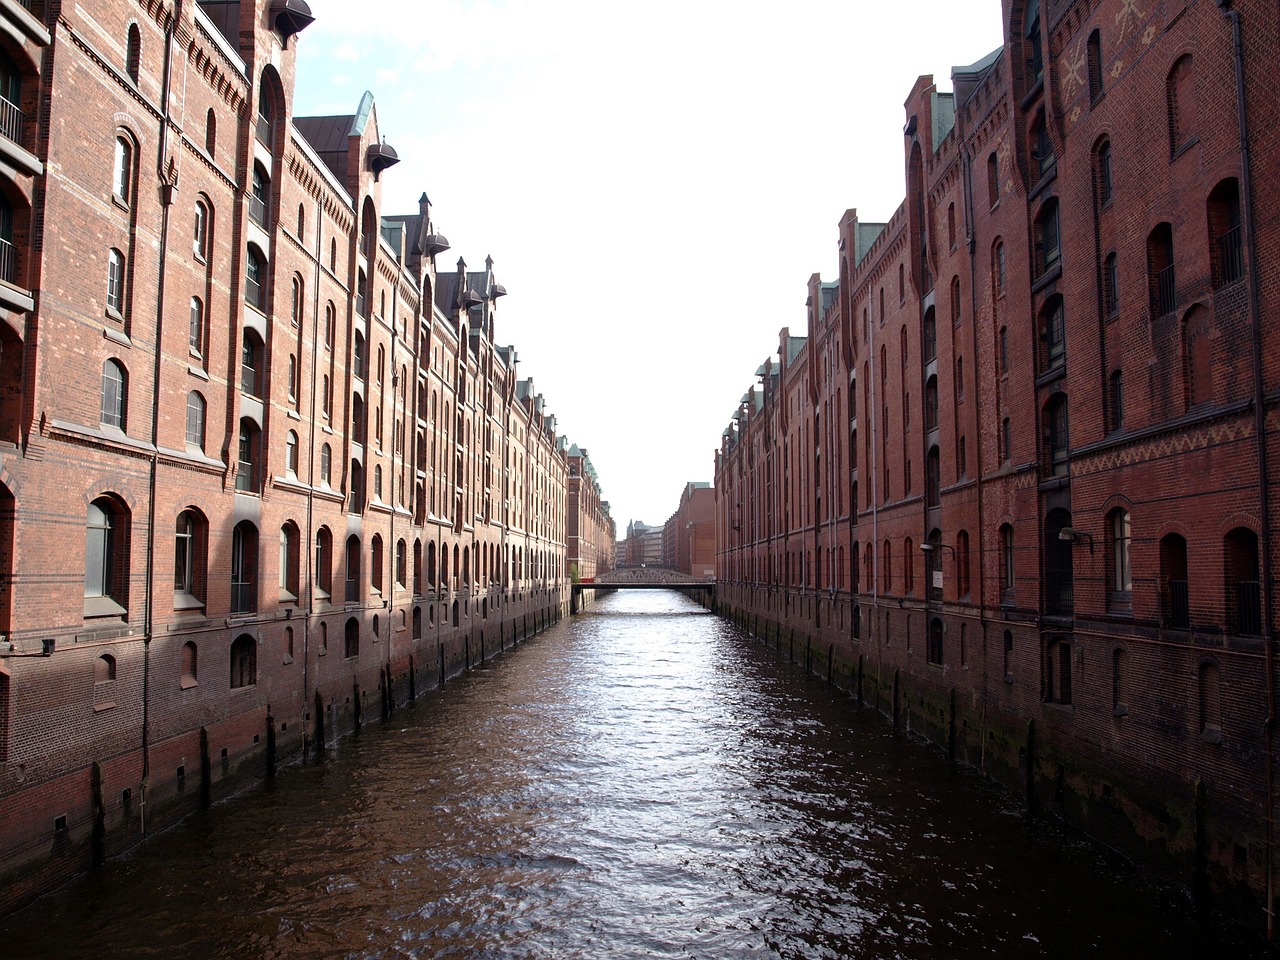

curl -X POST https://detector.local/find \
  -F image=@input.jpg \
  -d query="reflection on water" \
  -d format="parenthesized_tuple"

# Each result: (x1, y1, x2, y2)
(2, 591, 1267, 959)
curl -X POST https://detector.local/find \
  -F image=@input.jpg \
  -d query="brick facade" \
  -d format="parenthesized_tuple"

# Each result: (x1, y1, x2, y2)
(0, 0, 583, 913)
(716, 0, 1280, 930)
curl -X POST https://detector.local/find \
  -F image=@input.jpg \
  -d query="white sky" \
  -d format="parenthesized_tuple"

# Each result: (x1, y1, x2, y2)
(290, 0, 1005, 532)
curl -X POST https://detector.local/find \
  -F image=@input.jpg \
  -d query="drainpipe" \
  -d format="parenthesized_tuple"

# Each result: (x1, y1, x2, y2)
(960, 132, 991, 768)
(387, 251, 399, 692)
(868, 280, 879, 650)
(1218, 0, 1275, 938)
(302, 194, 323, 759)
(140, 5, 182, 835)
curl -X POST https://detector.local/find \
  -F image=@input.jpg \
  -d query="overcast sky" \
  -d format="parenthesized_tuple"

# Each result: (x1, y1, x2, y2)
(290, 0, 1005, 532)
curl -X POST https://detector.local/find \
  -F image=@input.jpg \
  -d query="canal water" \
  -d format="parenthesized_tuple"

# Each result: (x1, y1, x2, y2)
(2, 591, 1270, 959)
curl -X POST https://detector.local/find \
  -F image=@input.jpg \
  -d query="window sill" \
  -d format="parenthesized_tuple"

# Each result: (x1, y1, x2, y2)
(180, 676, 198, 690)
(111, 194, 130, 214)
(174, 592, 204, 611)
(84, 595, 127, 618)
(93, 701, 117, 713)
(104, 325, 131, 347)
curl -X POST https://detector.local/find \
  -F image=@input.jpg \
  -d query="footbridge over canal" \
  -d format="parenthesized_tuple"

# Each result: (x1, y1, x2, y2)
(570, 569, 715, 613)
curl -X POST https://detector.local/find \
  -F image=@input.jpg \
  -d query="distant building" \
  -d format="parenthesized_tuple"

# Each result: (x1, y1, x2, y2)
(622, 520, 663, 568)
(564, 442, 615, 580)
(664, 483, 715, 578)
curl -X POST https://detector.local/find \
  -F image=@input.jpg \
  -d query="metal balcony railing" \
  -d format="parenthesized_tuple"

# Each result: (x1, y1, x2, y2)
(248, 193, 268, 228)
(0, 236, 15, 284)
(1235, 580, 1262, 636)
(1217, 226, 1243, 287)
(0, 96, 23, 145)
(1152, 264, 1176, 317)
(1164, 580, 1190, 630)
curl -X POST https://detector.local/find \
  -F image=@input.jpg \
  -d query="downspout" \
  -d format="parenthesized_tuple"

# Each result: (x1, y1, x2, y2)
(302, 193, 323, 759)
(961, 132, 991, 771)
(868, 280, 879, 650)
(387, 256, 398, 692)
(1219, 0, 1275, 938)
(140, 6, 182, 835)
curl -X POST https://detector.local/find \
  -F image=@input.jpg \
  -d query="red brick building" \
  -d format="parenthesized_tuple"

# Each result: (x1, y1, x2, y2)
(663, 482, 715, 578)
(565, 442, 615, 580)
(0, 0, 583, 913)
(717, 0, 1280, 928)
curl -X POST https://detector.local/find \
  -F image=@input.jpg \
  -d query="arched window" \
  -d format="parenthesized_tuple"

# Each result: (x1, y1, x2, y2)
(287, 354, 298, 403)
(250, 163, 270, 228)
(256, 74, 275, 147)
(396, 539, 407, 588)
(345, 617, 360, 658)
(279, 521, 300, 599)
(315, 527, 332, 596)
(1044, 509, 1074, 617)
(922, 307, 936, 362)
(947, 203, 956, 251)
(325, 302, 336, 348)
(987, 152, 999, 207)
(1160, 533, 1190, 629)
(193, 200, 209, 260)
(1199, 661, 1221, 739)
(113, 136, 132, 205)
(1031, 110, 1053, 180)
(1095, 138, 1113, 207)
(189, 296, 204, 355)
(1167, 55, 1196, 157)
(371, 534, 384, 593)
(291, 275, 303, 327)
(928, 618, 944, 665)
(319, 442, 331, 485)
(174, 392, 205, 459)
(428, 540, 437, 588)
(351, 394, 364, 445)
(345, 535, 361, 602)
(238, 330, 264, 396)
(1207, 178, 1243, 288)
(204, 108, 216, 155)
(1108, 509, 1133, 601)
(296, 203, 305, 240)
(181, 641, 198, 687)
(1108, 369, 1124, 432)
(1034, 198, 1060, 276)
(125, 24, 141, 83)
(1087, 29, 1103, 103)
(1104, 252, 1118, 317)
(353, 331, 366, 380)
(85, 496, 128, 615)
(230, 634, 256, 688)
(903, 537, 914, 594)
(1040, 295, 1065, 371)
(1225, 527, 1261, 636)
(106, 248, 126, 315)
(284, 429, 298, 475)
(348, 460, 363, 513)
(1147, 222, 1175, 317)
(175, 509, 206, 606)
(322, 374, 332, 419)
(101, 360, 126, 429)
(245, 244, 266, 309)
(1043, 394, 1069, 477)
(236, 418, 261, 493)
(925, 375, 939, 431)
(230, 521, 258, 615)
(1000, 523, 1015, 600)
(926, 446, 941, 508)
(413, 539, 422, 594)
(956, 530, 971, 597)
(1045, 636, 1072, 703)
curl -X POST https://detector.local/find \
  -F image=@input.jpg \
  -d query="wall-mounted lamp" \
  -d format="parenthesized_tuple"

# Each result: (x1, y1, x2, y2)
(1058, 527, 1095, 553)
(919, 541, 956, 557)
